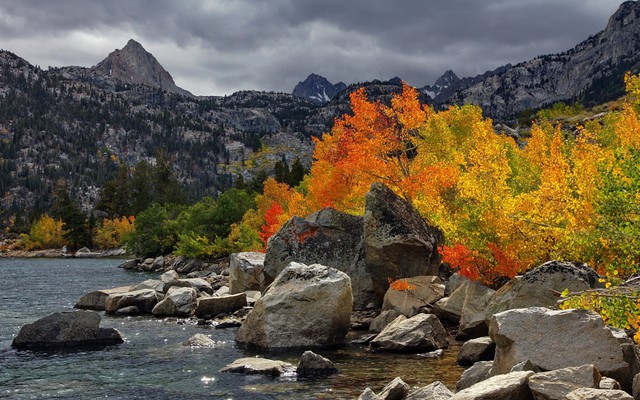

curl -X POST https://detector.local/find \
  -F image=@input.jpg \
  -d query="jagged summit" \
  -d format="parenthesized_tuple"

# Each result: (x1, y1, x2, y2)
(449, 0, 640, 120)
(292, 73, 346, 105)
(90, 39, 191, 96)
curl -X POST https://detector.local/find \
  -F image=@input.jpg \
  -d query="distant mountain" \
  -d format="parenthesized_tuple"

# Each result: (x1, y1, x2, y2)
(422, 66, 512, 104)
(447, 0, 640, 121)
(88, 39, 192, 96)
(292, 73, 346, 105)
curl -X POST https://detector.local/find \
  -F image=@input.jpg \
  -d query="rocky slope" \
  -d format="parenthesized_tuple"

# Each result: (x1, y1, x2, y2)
(448, 0, 640, 121)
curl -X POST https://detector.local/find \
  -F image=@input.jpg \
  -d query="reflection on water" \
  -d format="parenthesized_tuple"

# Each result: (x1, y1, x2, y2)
(0, 258, 464, 399)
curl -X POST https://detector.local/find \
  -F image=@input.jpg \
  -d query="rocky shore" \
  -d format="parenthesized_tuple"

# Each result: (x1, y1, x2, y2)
(15, 182, 640, 399)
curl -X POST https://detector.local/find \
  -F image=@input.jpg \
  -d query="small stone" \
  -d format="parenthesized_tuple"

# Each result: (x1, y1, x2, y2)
(297, 351, 339, 377)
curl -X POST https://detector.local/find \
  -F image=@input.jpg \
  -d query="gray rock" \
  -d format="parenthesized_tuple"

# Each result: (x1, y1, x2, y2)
(451, 370, 534, 400)
(600, 377, 622, 390)
(151, 287, 198, 317)
(219, 357, 295, 377)
(485, 261, 598, 317)
(378, 377, 410, 400)
(457, 336, 495, 366)
(382, 276, 445, 317)
(490, 307, 631, 389)
(528, 364, 602, 400)
(633, 372, 640, 399)
(119, 259, 140, 270)
(456, 361, 493, 391)
(160, 270, 179, 282)
(511, 360, 543, 373)
(566, 388, 633, 400)
(433, 276, 495, 330)
(363, 182, 443, 304)
(236, 262, 352, 350)
(406, 381, 453, 400)
(182, 333, 217, 347)
(165, 278, 213, 295)
(151, 256, 165, 271)
(229, 252, 265, 294)
(114, 306, 140, 315)
(11, 310, 123, 349)
(176, 258, 203, 273)
(132, 279, 167, 293)
(297, 351, 339, 377)
(370, 314, 447, 353)
(358, 388, 380, 400)
(105, 289, 161, 314)
(263, 207, 375, 310)
(75, 285, 133, 310)
(370, 309, 402, 333)
(195, 293, 247, 318)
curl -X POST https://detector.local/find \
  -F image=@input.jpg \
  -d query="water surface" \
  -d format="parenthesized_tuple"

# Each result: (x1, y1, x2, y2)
(0, 258, 463, 399)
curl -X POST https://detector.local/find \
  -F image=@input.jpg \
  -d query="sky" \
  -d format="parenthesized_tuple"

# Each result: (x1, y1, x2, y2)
(0, 0, 626, 96)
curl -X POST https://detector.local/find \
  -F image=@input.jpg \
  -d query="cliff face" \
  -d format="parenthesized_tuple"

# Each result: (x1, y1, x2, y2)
(450, 1, 640, 120)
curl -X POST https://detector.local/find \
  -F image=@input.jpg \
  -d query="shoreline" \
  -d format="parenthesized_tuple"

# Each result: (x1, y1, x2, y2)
(0, 248, 131, 259)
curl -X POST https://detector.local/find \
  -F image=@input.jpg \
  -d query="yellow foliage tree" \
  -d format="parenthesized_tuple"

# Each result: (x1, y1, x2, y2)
(20, 214, 65, 250)
(94, 216, 135, 249)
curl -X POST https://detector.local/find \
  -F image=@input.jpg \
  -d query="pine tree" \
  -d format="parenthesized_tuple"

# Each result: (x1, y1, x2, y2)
(51, 179, 90, 250)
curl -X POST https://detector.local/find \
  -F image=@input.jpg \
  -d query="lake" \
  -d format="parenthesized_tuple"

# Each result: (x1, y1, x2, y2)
(0, 258, 463, 399)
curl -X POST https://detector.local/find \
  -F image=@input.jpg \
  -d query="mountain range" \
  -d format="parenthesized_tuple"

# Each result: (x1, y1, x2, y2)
(1, 1, 639, 226)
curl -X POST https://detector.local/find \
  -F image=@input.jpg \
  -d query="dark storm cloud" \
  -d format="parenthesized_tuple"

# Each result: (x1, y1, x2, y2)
(0, 0, 624, 95)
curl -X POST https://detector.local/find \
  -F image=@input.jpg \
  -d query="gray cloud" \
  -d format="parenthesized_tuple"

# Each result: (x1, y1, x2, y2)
(0, 0, 624, 95)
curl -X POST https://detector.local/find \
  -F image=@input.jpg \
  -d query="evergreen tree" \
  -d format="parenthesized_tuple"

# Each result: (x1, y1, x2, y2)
(51, 179, 90, 250)
(131, 160, 154, 214)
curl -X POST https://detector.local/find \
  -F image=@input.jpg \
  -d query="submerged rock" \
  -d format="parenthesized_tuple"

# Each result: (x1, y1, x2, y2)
(297, 350, 339, 377)
(219, 357, 295, 377)
(12, 310, 123, 349)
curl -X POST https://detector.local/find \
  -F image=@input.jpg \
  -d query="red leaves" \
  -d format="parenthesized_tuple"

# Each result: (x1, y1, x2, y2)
(259, 201, 284, 248)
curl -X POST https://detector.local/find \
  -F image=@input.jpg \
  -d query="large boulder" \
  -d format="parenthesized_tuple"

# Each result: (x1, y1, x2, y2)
(489, 307, 631, 389)
(105, 289, 161, 314)
(12, 310, 123, 349)
(235, 262, 352, 350)
(195, 293, 247, 318)
(370, 314, 447, 352)
(132, 279, 167, 293)
(151, 287, 198, 317)
(370, 309, 403, 333)
(363, 182, 443, 303)
(75, 285, 133, 310)
(451, 370, 534, 400)
(165, 278, 213, 295)
(485, 261, 599, 317)
(381, 276, 445, 317)
(528, 364, 602, 400)
(263, 208, 375, 309)
(229, 252, 266, 294)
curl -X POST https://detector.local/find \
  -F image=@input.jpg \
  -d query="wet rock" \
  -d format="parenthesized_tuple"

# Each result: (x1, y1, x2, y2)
(236, 262, 352, 350)
(296, 351, 339, 377)
(12, 310, 123, 349)
(75, 285, 133, 310)
(370, 314, 447, 353)
(229, 252, 265, 294)
(377, 377, 410, 400)
(182, 333, 217, 347)
(219, 357, 295, 376)
(114, 306, 140, 315)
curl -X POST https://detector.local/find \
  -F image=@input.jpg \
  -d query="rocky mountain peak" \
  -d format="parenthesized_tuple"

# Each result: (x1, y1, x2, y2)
(90, 39, 191, 96)
(292, 73, 346, 105)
